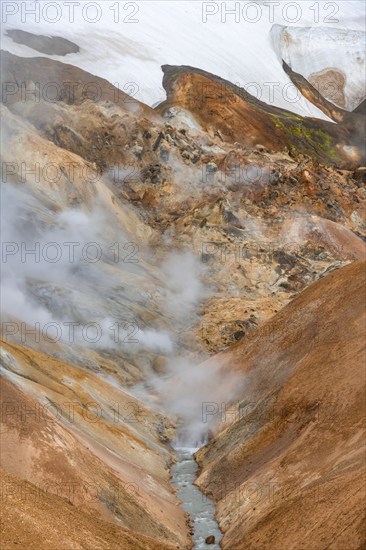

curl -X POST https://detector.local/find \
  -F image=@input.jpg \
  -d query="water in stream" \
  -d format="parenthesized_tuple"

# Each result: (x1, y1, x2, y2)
(171, 447, 223, 549)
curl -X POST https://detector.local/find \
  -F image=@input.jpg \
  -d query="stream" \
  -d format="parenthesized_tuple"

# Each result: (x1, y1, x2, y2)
(171, 446, 223, 549)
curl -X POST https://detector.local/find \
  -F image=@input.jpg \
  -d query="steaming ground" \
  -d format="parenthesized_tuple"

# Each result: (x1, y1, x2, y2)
(1, 14, 365, 547)
(1, 181, 242, 445)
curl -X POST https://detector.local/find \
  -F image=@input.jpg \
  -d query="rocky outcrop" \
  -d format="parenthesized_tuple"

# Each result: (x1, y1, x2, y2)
(157, 65, 365, 167)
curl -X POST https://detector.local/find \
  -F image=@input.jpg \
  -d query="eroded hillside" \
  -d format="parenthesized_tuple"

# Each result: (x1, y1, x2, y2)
(195, 261, 366, 550)
(1, 34, 365, 550)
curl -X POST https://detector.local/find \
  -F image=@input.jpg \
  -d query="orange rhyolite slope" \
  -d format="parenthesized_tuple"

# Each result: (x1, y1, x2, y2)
(196, 261, 366, 550)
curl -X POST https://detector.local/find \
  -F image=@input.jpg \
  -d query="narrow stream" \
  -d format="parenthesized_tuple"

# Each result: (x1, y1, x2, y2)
(171, 446, 223, 549)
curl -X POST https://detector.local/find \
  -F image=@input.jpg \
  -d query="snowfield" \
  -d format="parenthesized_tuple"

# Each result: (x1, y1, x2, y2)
(272, 24, 366, 111)
(1, 1, 365, 119)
